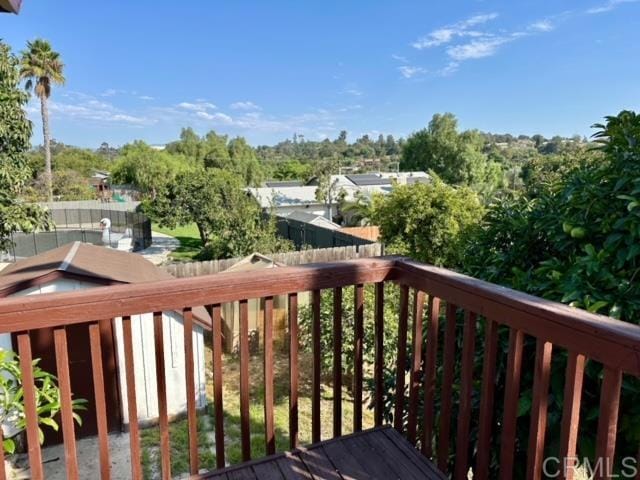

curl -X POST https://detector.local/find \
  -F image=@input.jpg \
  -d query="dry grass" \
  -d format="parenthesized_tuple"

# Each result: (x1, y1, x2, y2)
(211, 347, 376, 465)
(141, 345, 375, 478)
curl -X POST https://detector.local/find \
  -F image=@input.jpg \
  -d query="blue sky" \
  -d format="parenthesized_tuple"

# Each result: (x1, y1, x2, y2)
(2, 0, 639, 147)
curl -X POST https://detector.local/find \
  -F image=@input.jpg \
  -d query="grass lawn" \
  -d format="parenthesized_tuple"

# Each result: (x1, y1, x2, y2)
(151, 222, 203, 261)
(140, 347, 375, 479)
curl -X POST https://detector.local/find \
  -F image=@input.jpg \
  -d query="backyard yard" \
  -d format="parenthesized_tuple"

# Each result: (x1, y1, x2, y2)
(151, 223, 202, 261)
(140, 346, 374, 478)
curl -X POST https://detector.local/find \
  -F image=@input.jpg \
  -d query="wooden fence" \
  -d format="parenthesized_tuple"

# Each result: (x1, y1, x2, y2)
(162, 243, 383, 278)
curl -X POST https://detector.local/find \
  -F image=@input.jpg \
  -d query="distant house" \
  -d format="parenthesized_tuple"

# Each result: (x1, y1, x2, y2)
(90, 170, 112, 202)
(247, 185, 329, 218)
(249, 171, 430, 221)
(0, 242, 209, 443)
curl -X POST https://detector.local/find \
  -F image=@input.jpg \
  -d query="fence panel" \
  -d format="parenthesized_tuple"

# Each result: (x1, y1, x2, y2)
(163, 243, 383, 277)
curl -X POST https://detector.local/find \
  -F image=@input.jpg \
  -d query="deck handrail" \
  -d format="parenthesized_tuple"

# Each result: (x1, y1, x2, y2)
(0, 256, 637, 480)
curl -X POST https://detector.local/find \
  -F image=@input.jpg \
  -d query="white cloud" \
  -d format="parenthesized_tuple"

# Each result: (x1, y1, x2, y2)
(343, 88, 363, 96)
(230, 101, 261, 111)
(177, 101, 217, 112)
(437, 62, 460, 76)
(412, 13, 498, 49)
(398, 66, 428, 78)
(44, 97, 152, 126)
(196, 111, 233, 124)
(100, 88, 118, 97)
(446, 37, 512, 61)
(391, 54, 408, 63)
(139, 95, 154, 101)
(586, 0, 640, 13)
(530, 20, 554, 32)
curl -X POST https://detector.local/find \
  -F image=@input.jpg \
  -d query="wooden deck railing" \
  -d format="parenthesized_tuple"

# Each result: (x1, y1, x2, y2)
(0, 257, 638, 479)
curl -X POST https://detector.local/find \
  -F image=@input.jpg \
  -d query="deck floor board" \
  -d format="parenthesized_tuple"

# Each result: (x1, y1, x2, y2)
(202, 427, 443, 480)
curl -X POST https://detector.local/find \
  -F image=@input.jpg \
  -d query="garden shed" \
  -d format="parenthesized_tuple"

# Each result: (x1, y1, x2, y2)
(0, 242, 209, 443)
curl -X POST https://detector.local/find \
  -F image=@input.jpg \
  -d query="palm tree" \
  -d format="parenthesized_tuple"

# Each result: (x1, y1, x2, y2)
(20, 39, 65, 202)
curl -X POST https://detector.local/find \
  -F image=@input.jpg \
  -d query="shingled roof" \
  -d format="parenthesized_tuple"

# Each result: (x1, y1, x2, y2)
(0, 242, 211, 327)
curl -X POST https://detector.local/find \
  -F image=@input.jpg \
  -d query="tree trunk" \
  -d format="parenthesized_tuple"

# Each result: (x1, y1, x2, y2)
(40, 95, 53, 202)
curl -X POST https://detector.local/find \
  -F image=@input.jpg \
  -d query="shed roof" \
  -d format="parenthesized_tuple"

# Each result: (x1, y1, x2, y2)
(0, 242, 211, 328)
(286, 210, 341, 230)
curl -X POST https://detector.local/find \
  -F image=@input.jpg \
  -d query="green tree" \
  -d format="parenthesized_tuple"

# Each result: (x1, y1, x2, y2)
(19, 39, 65, 202)
(151, 168, 292, 259)
(0, 41, 49, 250)
(271, 159, 312, 181)
(111, 141, 195, 200)
(401, 113, 503, 196)
(371, 178, 484, 267)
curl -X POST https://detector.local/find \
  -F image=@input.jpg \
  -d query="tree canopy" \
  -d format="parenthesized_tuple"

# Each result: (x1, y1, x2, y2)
(401, 113, 504, 196)
(0, 41, 49, 250)
(150, 168, 292, 259)
(371, 178, 484, 267)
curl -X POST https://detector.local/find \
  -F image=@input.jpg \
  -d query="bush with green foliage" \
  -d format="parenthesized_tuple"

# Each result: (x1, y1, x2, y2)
(298, 285, 400, 387)
(462, 111, 640, 476)
(0, 350, 86, 454)
(371, 178, 484, 267)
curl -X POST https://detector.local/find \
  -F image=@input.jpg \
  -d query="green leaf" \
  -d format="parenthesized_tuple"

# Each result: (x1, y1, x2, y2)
(3, 438, 15, 454)
(39, 417, 59, 431)
(587, 300, 608, 313)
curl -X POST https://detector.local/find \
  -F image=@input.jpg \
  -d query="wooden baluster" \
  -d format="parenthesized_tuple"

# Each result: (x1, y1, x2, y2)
(17, 332, 44, 480)
(595, 366, 622, 480)
(239, 299, 251, 461)
(264, 297, 276, 455)
(353, 284, 364, 433)
(152, 313, 171, 479)
(407, 290, 425, 444)
(454, 311, 477, 480)
(209, 304, 225, 469)
(312, 289, 321, 443)
(437, 303, 458, 472)
(475, 318, 499, 480)
(333, 287, 343, 438)
(499, 328, 524, 480)
(90, 321, 113, 479)
(527, 340, 553, 480)
(288, 293, 299, 449)
(122, 316, 143, 479)
(53, 327, 79, 480)
(0, 422, 5, 480)
(394, 285, 409, 433)
(374, 282, 385, 427)
(559, 352, 586, 480)
(183, 308, 199, 474)
(422, 296, 441, 458)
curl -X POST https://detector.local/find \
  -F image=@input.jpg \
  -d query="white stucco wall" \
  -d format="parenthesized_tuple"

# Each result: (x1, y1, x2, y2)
(1, 278, 207, 427)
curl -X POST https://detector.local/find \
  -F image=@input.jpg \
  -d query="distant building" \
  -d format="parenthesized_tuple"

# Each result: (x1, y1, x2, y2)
(248, 185, 329, 218)
(249, 171, 430, 221)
